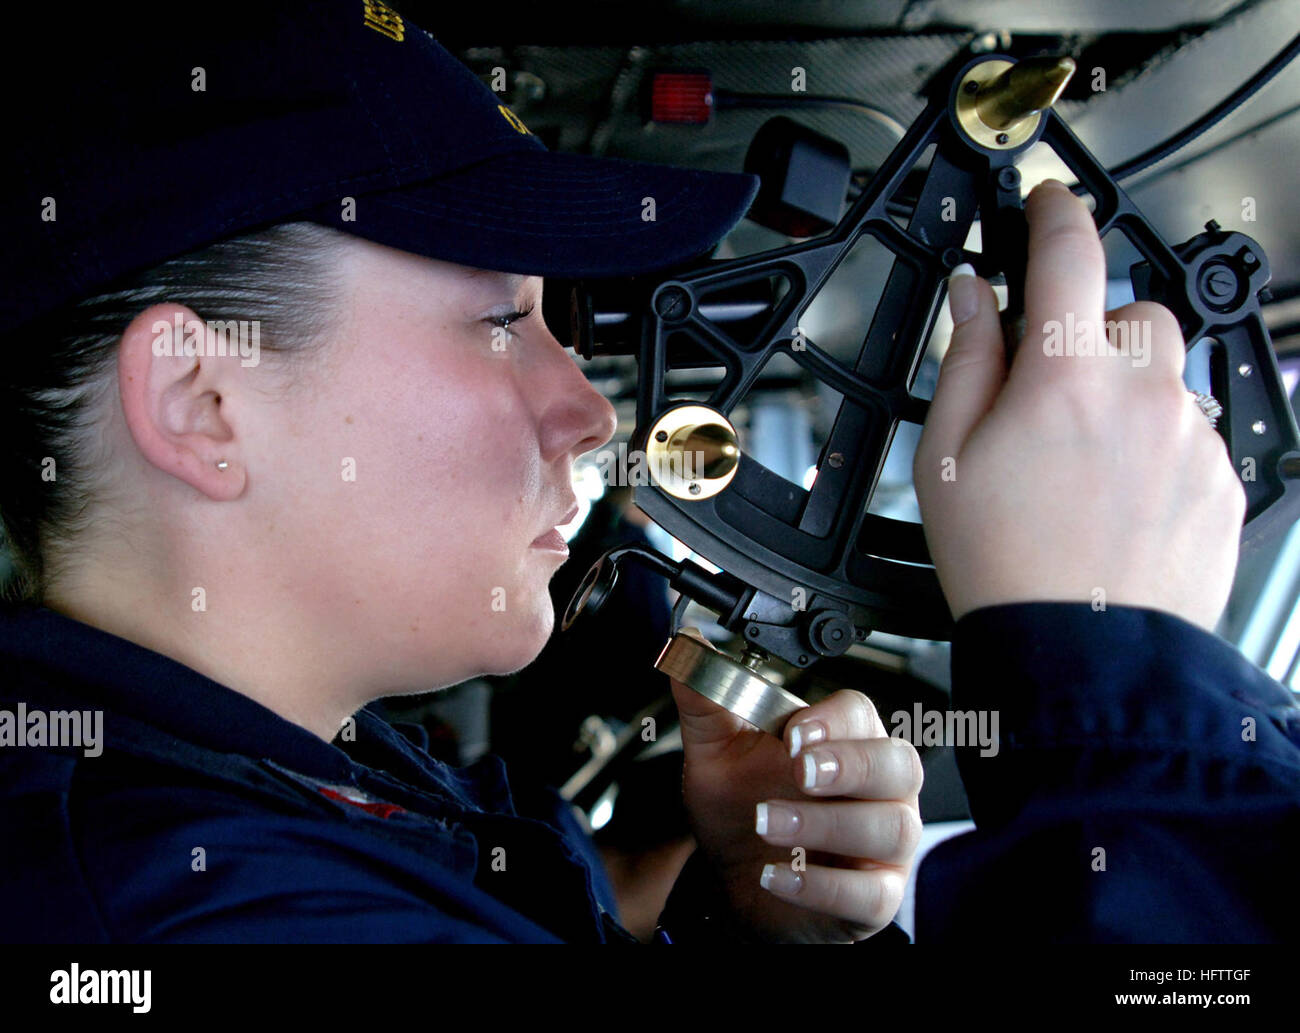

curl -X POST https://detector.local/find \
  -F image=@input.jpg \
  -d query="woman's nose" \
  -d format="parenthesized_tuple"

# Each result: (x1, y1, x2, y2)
(535, 330, 619, 463)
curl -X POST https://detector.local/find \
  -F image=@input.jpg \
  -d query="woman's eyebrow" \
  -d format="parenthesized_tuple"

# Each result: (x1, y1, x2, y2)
(459, 268, 529, 294)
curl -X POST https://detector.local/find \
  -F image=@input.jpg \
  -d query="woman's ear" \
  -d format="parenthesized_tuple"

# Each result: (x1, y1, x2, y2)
(117, 303, 249, 501)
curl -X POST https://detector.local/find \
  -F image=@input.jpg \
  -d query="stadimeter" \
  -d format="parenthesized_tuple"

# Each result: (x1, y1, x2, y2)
(558, 53, 1300, 737)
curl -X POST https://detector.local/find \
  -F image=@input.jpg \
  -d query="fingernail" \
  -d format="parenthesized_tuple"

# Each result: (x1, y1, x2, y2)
(803, 748, 838, 789)
(947, 264, 978, 325)
(788, 720, 826, 757)
(756, 802, 800, 837)
(760, 863, 804, 896)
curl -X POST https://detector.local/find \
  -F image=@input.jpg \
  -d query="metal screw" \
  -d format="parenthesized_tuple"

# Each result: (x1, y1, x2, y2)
(996, 132, 1009, 145)
(688, 482, 701, 494)
(1197, 264, 1238, 307)
(998, 166, 1020, 190)
(1253, 421, 1267, 435)
(655, 430, 668, 442)
(740, 649, 766, 672)
(964, 80, 980, 94)
(1239, 363, 1253, 377)
(654, 286, 691, 322)
(827, 452, 844, 469)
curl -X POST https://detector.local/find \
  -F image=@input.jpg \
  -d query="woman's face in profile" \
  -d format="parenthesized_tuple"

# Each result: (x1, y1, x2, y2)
(232, 238, 617, 695)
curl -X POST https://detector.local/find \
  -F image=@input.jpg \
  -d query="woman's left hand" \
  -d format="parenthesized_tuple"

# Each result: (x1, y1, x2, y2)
(672, 677, 924, 942)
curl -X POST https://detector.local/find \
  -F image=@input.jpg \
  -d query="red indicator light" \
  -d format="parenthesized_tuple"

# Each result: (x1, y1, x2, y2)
(651, 71, 714, 124)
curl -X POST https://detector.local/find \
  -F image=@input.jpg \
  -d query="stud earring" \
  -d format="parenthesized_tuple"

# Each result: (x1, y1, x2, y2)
(215, 460, 230, 471)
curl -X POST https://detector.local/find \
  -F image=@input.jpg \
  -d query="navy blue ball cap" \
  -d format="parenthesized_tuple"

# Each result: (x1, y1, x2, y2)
(3, 0, 758, 336)
(306, 148, 760, 280)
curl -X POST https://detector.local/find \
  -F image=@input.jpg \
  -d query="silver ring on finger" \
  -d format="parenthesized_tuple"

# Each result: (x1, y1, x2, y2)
(1190, 390, 1223, 429)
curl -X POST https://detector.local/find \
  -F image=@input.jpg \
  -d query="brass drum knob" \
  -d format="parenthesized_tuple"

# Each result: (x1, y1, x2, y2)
(645, 405, 740, 500)
(955, 56, 1075, 150)
(655, 627, 807, 738)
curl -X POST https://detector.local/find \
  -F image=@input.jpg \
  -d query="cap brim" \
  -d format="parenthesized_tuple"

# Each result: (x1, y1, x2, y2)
(309, 148, 760, 279)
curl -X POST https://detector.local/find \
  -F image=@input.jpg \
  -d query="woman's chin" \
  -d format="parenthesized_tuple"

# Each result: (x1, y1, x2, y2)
(484, 605, 555, 676)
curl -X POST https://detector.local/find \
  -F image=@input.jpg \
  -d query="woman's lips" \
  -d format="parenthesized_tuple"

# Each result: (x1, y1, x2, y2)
(530, 503, 579, 552)
(530, 528, 569, 553)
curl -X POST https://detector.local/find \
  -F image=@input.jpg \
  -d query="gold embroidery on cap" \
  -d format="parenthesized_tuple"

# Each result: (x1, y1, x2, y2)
(497, 104, 531, 135)
(362, 0, 405, 42)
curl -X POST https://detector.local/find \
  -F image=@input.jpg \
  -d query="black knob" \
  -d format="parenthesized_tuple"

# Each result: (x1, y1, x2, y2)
(809, 611, 857, 657)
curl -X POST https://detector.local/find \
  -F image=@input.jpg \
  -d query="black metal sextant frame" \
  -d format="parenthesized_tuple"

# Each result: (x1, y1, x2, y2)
(558, 53, 1300, 671)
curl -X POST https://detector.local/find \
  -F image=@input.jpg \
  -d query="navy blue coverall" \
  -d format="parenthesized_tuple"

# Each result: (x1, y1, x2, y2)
(0, 602, 1296, 943)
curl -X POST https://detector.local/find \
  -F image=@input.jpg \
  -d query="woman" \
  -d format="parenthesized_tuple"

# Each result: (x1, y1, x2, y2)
(3, 0, 1293, 944)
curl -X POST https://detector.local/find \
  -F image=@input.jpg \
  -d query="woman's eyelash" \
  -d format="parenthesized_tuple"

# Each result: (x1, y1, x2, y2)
(486, 302, 536, 330)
